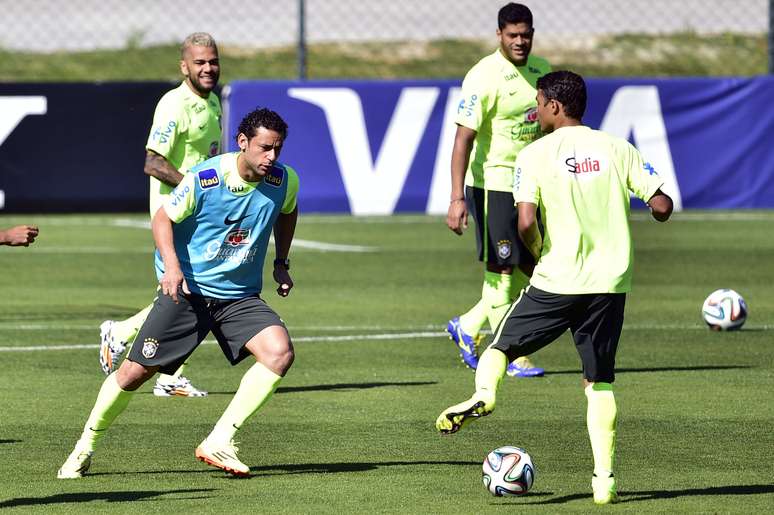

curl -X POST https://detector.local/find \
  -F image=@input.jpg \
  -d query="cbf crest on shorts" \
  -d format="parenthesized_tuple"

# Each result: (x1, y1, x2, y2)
(142, 338, 159, 358)
(497, 240, 512, 259)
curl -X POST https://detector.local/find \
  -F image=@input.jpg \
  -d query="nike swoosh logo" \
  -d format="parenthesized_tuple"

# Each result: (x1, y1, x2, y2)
(224, 213, 250, 225)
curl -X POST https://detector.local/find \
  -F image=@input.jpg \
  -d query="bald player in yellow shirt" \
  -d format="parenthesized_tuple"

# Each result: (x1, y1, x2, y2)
(98, 32, 222, 397)
(445, 2, 548, 377)
(436, 70, 673, 505)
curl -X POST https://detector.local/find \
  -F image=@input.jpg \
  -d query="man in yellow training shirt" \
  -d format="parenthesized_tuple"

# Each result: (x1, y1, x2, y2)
(436, 70, 673, 505)
(98, 32, 222, 397)
(445, 2, 548, 377)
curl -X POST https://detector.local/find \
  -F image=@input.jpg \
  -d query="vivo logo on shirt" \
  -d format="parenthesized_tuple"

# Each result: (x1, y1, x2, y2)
(170, 184, 190, 206)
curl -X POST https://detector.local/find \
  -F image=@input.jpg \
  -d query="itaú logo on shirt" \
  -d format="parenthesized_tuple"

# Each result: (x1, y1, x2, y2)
(565, 156, 602, 175)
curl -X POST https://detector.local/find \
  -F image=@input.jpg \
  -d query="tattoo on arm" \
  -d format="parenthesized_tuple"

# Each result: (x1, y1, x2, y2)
(144, 152, 185, 187)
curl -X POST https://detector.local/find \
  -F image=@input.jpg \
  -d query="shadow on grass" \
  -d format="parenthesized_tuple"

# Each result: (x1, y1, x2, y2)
(518, 484, 774, 505)
(249, 460, 479, 477)
(276, 381, 437, 394)
(0, 489, 215, 508)
(545, 365, 752, 376)
(157, 380, 438, 396)
(621, 484, 774, 502)
(90, 460, 480, 478)
(0, 439, 21, 444)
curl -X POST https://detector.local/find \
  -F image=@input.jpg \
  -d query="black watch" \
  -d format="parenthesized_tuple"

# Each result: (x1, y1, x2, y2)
(273, 257, 290, 270)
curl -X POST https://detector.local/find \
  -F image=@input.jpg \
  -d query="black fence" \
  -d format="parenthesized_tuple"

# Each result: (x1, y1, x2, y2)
(1, 0, 771, 77)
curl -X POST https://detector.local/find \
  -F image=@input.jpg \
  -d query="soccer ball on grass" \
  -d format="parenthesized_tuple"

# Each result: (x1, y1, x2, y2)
(701, 289, 747, 331)
(482, 446, 535, 496)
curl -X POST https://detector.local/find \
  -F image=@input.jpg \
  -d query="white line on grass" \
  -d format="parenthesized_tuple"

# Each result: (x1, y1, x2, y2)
(0, 331, 446, 352)
(23, 246, 152, 254)
(111, 218, 376, 252)
(0, 325, 770, 352)
(0, 323, 444, 331)
(629, 212, 774, 222)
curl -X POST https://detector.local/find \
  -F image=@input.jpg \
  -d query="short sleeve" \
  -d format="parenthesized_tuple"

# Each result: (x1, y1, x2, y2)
(146, 91, 187, 159)
(623, 142, 664, 202)
(281, 165, 300, 214)
(163, 172, 197, 223)
(453, 64, 495, 132)
(512, 147, 540, 205)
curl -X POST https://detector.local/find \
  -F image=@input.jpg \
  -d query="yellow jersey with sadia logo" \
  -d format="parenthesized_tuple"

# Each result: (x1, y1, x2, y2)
(455, 49, 551, 192)
(513, 126, 664, 294)
(146, 81, 222, 217)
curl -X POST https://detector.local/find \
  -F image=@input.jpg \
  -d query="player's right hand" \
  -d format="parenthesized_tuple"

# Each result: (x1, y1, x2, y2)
(446, 200, 468, 235)
(160, 268, 190, 303)
(2, 225, 39, 246)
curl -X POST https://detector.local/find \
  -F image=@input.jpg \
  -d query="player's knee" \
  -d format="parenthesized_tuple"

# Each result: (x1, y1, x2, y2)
(276, 344, 295, 374)
(247, 327, 294, 375)
(116, 360, 156, 391)
(267, 340, 294, 375)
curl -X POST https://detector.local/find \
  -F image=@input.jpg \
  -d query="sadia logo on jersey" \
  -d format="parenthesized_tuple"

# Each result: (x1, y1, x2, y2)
(565, 156, 602, 175)
(198, 168, 220, 189)
(225, 228, 251, 246)
(524, 107, 537, 123)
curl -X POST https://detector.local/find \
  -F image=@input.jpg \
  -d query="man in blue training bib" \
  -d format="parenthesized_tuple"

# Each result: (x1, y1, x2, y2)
(59, 107, 299, 479)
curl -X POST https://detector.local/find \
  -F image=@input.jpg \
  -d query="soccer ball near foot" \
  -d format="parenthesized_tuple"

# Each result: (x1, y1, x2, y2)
(482, 446, 535, 496)
(702, 289, 747, 331)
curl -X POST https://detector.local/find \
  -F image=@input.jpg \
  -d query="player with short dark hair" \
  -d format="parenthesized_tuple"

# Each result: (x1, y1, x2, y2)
(98, 32, 222, 397)
(497, 1, 533, 29)
(445, 2, 548, 377)
(436, 70, 673, 505)
(59, 107, 300, 479)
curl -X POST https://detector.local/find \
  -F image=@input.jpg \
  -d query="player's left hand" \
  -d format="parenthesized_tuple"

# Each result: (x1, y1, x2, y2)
(273, 267, 294, 297)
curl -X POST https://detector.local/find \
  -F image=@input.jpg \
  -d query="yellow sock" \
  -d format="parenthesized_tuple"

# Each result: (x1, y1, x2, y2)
(474, 348, 508, 407)
(585, 383, 617, 477)
(483, 271, 512, 332)
(79, 374, 134, 451)
(207, 362, 282, 444)
(459, 299, 488, 336)
(112, 303, 153, 349)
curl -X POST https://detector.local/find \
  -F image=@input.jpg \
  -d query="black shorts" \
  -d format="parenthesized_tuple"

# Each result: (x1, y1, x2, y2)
(490, 286, 626, 383)
(466, 186, 535, 267)
(128, 290, 286, 374)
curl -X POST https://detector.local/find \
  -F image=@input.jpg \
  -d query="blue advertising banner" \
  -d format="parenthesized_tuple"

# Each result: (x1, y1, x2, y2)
(0, 82, 175, 212)
(1, 78, 772, 213)
(225, 77, 774, 213)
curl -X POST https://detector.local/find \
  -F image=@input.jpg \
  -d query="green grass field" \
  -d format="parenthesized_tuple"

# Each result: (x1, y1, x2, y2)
(0, 212, 772, 513)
